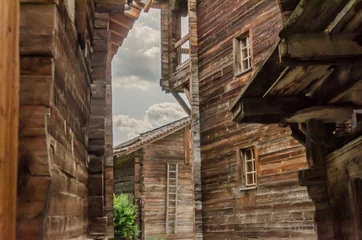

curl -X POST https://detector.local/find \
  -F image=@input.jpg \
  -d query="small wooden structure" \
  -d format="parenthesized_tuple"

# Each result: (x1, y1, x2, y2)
(231, 1, 362, 239)
(114, 118, 196, 240)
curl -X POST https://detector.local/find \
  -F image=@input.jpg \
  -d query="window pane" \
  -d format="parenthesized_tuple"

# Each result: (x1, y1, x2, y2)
(242, 48, 248, 59)
(245, 149, 252, 160)
(247, 161, 253, 173)
(241, 38, 247, 48)
(242, 60, 249, 71)
(247, 173, 254, 185)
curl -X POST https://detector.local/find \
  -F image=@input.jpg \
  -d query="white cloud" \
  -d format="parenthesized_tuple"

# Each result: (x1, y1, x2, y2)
(143, 46, 160, 58)
(145, 102, 187, 126)
(113, 102, 187, 141)
(113, 75, 151, 90)
(130, 21, 160, 47)
(113, 115, 153, 139)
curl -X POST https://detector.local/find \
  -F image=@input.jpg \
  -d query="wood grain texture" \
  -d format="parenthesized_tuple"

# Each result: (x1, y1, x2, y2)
(115, 128, 195, 240)
(0, 2, 20, 239)
(197, 0, 317, 239)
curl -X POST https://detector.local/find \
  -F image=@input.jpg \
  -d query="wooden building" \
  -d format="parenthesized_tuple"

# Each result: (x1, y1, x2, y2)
(158, 0, 318, 239)
(231, 1, 362, 239)
(114, 118, 195, 240)
(0, 0, 162, 239)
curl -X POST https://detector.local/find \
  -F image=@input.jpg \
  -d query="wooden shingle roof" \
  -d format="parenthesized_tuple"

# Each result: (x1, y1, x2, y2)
(114, 117, 191, 156)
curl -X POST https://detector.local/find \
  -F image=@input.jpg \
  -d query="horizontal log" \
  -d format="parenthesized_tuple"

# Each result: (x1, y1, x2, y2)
(232, 97, 312, 123)
(94, 0, 125, 14)
(280, 33, 362, 63)
(20, 4, 56, 55)
(286, 106, 354, 123)
(89, 217, 107, 237)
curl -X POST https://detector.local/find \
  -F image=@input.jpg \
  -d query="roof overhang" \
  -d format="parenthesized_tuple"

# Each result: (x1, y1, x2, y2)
(231, 0, 362, 126)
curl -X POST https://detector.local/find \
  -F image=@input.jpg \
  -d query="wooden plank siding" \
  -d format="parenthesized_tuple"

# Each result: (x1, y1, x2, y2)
(114, 153, 136, 195)
(16, 0, 124, 238)
(140, 129, 195, 240)
(325, 137, 362, 240)
(197, 0, 317, 239)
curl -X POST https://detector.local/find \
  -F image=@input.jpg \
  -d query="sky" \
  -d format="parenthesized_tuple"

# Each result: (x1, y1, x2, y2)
(112, 9, 187, 145)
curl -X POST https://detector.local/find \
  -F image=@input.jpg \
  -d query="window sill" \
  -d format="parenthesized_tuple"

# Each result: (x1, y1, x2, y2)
(234, 68, 252, 78)
(240, 186, 257, 191)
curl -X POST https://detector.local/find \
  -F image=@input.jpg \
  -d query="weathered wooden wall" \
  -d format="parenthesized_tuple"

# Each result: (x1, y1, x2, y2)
(325, 137, 362, 239)
(114, 154, 136, 195)
(18, 1, 90, 239)
(0, 1, 20, 239)
(140, 129, 195, 240)
(197, 0, 317, 238)
(17, 0, 117, 239)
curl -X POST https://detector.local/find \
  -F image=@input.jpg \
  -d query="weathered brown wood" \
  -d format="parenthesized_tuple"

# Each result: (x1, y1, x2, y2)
(20, 4, 57, 55)
(280, 33, 362, 63)
(0, 2, 20, 239)
(286, 106, 354, 123)
(114, 121, 194, 240)
(95, 0, 125, 14)
(195, 0, 315, 239)
(233, 97, 312, 123)
(144, 0, 153, 13)
(89, 217, 107, 237)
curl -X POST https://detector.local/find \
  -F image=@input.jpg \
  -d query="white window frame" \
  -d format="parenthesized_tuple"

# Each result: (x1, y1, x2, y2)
(237, 147, 257, 190)
(234, 33, 252, 76)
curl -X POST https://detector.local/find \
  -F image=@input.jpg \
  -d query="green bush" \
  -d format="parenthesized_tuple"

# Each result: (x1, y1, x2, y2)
(113, 194, 138, 240)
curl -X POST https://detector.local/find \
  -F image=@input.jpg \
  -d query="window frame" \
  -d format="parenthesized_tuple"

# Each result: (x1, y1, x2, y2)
(233, 31, 252, 76)
(236, 146, 258, 190)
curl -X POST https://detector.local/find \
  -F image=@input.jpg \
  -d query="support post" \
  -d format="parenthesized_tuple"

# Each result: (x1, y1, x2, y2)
(0, 1, 20, 239)
(299, 119, 335, 240)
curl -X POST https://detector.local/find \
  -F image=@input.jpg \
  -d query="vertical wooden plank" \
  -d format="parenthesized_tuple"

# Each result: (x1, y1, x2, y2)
(188, 0, 202, 238)
(0, 1, 20, 239)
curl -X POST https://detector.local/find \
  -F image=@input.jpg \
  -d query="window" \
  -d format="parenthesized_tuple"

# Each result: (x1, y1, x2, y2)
(234, 33, 252, 75)
(237, 147, 257, 189)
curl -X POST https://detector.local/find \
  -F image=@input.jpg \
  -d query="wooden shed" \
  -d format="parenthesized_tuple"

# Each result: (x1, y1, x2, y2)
(114, 117, 195, 240)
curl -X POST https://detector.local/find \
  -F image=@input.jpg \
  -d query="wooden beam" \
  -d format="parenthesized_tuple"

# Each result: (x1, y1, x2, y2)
(110, 14, 135, 30)
(290, 123, 306, 147)
(0, 1, 20, 239)
(232, 97, 312, 123)
(143, 0, 153, 12)
(279, 33, 362, 64)
(286, 106, 354, 123)
(171, 91, 191, 116)
(95, 0, 125, 14)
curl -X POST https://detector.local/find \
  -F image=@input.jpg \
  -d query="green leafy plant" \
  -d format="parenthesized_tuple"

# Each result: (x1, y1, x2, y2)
(113, 194, 138, 240)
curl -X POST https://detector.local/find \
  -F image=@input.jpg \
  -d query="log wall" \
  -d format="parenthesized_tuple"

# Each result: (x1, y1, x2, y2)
(18, 1, 90, 239)
(325, 137, 362, 239)
(114, 154, 136, 195)
(140, 129, 195, 240)
(17, 0, 115, 239)
(197, 0, 317, 239)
